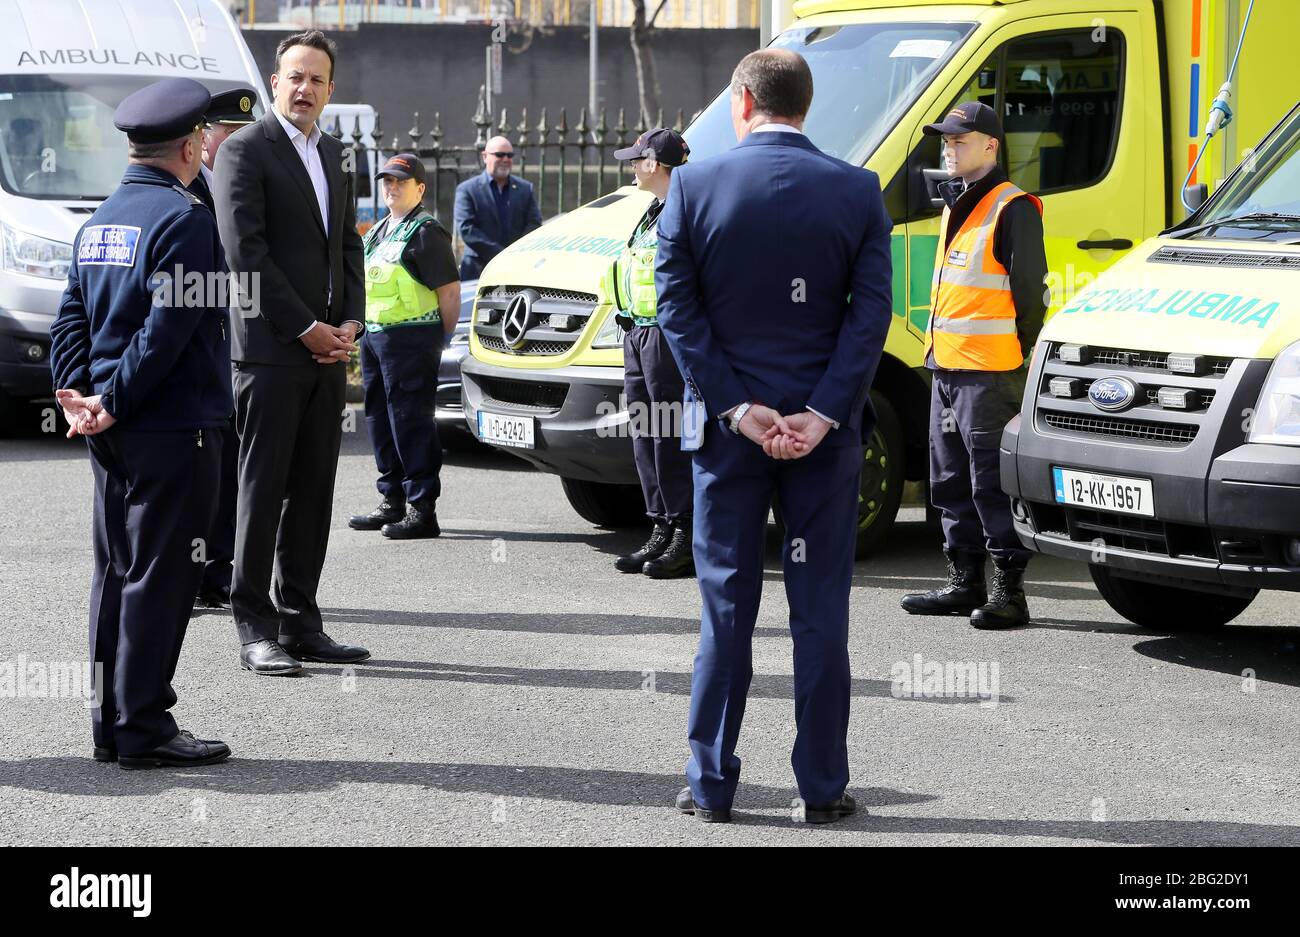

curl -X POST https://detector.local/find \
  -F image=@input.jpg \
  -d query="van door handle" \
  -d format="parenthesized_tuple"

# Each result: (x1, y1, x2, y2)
(1076, 238, 1133, 250)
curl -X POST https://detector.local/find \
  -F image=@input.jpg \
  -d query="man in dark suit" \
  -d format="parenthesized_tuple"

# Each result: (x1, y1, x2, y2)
(453, 136, 542, 279)
(213, 30, 370, 675)
(656, 49, 893, 824)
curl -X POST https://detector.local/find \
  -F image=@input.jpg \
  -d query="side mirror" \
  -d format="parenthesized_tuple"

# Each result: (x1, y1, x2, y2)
(1183, 183, 1208, 214)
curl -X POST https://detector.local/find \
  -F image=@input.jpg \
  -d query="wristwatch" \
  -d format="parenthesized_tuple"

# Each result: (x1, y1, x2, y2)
(728, 401, 753, 435)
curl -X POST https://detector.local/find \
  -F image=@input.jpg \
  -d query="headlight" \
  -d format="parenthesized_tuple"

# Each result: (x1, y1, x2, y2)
(1248, 340, 1300, 445)
(590, 308, 624, 349)
(1, 224, 72, 280)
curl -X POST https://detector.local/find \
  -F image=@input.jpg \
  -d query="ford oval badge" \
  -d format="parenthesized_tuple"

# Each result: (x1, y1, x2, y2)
(1088, 376, 1138, 412)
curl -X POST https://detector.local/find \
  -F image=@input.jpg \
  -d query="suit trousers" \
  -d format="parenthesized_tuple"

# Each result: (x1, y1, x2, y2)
(198, 417, 238, 593)
(360, 324, 444, 506)
(687, 427, 862, 810)
(623, 324, 693, 524)
(928, 368, 1030, 562)
(231, 361, 346, 643)
(87, 428, 220, 754)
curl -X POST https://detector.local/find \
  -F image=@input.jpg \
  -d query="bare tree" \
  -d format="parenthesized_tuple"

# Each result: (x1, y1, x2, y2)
(630, 0, 670, 125)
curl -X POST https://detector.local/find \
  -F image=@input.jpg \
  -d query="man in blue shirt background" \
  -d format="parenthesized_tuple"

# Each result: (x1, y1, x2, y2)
(453, 136, 542, 279)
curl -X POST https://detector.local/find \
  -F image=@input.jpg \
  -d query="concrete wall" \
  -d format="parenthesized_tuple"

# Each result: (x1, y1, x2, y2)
(242, 23, 757, 147)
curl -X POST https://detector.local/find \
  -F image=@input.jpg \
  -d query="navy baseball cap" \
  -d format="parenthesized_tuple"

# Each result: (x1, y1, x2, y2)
(923, 101, 1004, 138)
(206, 88, 257, 126)
(114, 77, 210, 144)
(613, 127, 689, 167)
(376, 153, 426, 183)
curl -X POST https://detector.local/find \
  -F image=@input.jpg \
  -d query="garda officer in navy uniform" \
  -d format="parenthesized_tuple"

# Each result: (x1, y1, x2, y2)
(348, 154, 460, 538)
(603, 128, 696, 578)
(900, 102, 1047, 629)
(49, 77, 232, 769)
(192, 87, 257, 608)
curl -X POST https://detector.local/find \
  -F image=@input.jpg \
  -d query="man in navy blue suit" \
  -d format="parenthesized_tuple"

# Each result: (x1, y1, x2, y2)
(656, 49, 893, 824)
(453, 136, 543, 279)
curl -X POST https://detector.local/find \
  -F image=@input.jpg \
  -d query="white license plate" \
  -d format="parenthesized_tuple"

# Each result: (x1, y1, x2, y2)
(1053, 467, 1154, 517)
(478, 410, 535, 449)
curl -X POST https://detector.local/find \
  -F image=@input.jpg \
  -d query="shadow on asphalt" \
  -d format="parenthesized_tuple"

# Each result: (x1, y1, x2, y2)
(4, 756, 1298, 843)
(1133, 628, 1300, 688)
(296, 657, 1014, 705)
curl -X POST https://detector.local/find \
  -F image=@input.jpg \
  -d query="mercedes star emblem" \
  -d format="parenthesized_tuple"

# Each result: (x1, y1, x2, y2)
(500, 292, 536, 351)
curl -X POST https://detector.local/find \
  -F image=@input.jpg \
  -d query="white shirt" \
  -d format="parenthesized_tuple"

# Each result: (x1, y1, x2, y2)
(274, 108, 361, 338)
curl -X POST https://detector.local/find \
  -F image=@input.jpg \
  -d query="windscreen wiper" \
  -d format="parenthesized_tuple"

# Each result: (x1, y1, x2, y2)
(1171, 211, 1300, 238)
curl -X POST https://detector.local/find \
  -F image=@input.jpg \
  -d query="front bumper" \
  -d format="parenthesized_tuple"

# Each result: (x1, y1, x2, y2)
(0, 307, 54, 400)
(460, 354, 635, 482)
(437, 337, 471, 430)
(1003, 347, 1300, 593)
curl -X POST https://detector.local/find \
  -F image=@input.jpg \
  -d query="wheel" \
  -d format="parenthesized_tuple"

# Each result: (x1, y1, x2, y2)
(854, 390, 906, 559)
(770, 390, 906, 560)
(561, 476, 648, 529)
(1088, 564, 1256, 631)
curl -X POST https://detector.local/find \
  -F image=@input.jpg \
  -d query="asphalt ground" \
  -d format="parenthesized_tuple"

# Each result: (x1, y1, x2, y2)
(1, 405, 1297, 846)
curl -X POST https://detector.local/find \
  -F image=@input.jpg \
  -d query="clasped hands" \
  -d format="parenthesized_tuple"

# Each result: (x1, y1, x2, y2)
(54, 389, 116, 438)
(737, 404, 832, 460)
(302, 321, 358, 364)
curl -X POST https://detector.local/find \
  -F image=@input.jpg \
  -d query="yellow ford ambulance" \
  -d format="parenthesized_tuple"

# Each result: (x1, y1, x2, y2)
(462, 0, 1290, 556)
(1004, 97, 1300, 629)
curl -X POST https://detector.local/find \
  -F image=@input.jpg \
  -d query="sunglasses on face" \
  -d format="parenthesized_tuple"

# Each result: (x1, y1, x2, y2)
(487, 151, 514, 158)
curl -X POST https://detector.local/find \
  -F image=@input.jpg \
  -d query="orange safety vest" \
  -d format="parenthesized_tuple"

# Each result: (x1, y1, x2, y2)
(925, 181, 1043, 371)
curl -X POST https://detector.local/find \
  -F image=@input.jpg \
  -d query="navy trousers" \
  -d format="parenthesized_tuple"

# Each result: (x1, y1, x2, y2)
(361, 325, 444, 506)
(623, 324, 693, 524)
(87, 427, 220, 755)
(928, 368, 1030, 562)
(687, 427, 861, 810)
(198, 418, 237, 593)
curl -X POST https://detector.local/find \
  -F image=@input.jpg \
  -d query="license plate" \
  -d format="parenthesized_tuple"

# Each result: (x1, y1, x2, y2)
(1053, 466, 1154, 517)
(478, 410, 535, 449)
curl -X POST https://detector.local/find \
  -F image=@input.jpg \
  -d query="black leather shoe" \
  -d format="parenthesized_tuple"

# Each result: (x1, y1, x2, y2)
(119, 730, 231, 770)
(615, 523, 671, 573)
(675, 786, 731, 823)
(239, 639, 304, 675)
(349, 498, 405, 531)
(901, 548, 987, 616)
(96, 731, 224, 763)
(381, 500, 441, 540)
(803, 793, 858, 824)
(279, 631, 371, 663)
(194, 585, 231, 609)
(643, 519, 695, 579)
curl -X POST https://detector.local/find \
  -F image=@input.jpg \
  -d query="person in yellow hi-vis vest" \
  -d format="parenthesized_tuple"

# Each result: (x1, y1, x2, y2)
(348, 153, 460, 540)
(901, 102, 1047, 629)
(600, 128, 695, 578)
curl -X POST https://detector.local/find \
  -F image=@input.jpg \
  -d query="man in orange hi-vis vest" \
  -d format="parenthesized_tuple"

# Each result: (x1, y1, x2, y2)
(901, 102, 1047, 630)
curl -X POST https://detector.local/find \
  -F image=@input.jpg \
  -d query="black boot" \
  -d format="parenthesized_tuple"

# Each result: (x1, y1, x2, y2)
(970, 556, 1030, 630)
(616, 523, 671, 573)
(349, 497, 405, 531)
(643, 518, 694, 579)
(900, 549, 987, 615)
(381, 499, 441, 540)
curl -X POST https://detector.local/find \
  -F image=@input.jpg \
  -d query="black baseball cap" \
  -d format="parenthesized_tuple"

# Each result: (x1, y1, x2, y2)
(612, 127, 689, 167)
(923, 101, 1003, 138)
(376, 153, 426, 183)
(206, 88, 257, 126)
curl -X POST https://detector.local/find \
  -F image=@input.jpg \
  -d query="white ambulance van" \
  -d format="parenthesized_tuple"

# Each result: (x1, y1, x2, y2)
(0, 0, 267, 432)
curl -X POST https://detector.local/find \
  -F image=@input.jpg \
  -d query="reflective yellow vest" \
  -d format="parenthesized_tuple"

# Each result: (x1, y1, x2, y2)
(925, 181, 1043, 371)
(601, 202, 661, 327)
(363, 211, 441, 329)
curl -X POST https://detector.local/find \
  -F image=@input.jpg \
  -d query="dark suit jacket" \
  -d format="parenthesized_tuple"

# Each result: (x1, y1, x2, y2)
(453, 172, 542, 279)
(655, 131, 893, 445)
(213, 111, 364, 366)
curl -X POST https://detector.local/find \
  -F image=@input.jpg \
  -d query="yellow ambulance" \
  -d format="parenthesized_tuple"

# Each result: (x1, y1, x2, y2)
(1004, 96, 1300, 629)
(462, 0, 1290, 557)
